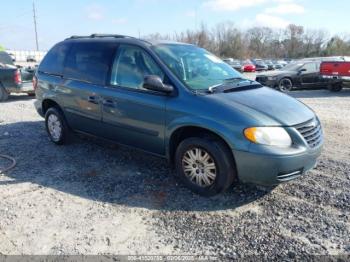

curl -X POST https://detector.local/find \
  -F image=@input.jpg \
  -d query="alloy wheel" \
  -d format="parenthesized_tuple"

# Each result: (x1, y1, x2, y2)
(47, 114, 62, 142)
(279, 78, 293, 92)
(182, 147, 217, 187)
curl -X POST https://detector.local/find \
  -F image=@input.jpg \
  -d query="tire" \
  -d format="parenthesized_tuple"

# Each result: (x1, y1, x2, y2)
(328, 82, 343, 92)
(0, 85, 9, 102)
(175, 136, 236, 197)
(278, 78, 293, 92)
(45, 107, 70, 145)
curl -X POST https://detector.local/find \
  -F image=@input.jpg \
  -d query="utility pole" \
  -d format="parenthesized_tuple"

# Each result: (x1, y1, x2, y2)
(33, 1, 39, 51)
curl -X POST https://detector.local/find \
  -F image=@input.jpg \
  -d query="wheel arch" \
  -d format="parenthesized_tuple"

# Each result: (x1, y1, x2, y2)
(42, 98, 62, 115)
(280, 76, 294, 84)
(167, 124, 236, 167)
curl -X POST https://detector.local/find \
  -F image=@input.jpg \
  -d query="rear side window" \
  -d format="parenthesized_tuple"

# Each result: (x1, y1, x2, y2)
(39, 42, 70, 75)
(64, 42, 116, 85)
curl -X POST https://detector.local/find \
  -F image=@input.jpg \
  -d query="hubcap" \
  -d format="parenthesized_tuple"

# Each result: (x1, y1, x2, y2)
(182, 147, 217, 187)
(47, 114, 62, 141)
(279, 79, 292, 91)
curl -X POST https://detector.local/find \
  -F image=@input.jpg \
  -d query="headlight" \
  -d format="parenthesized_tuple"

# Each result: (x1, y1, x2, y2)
(244, 127, 292, 147)
(267, 76, 277, 80)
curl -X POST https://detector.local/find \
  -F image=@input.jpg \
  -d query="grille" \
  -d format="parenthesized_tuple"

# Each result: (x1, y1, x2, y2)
(296, 118, 322, 148)
(255, 76, 268, 83)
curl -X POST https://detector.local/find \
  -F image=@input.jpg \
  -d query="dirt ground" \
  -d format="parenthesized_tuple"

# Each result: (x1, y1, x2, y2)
(0, 88, 349, 259)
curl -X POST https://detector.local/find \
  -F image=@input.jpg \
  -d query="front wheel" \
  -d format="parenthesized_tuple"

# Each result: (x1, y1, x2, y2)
(45, 107, 70, 145)
(175, 137, 236, 196)
(278, 78, 293, 92)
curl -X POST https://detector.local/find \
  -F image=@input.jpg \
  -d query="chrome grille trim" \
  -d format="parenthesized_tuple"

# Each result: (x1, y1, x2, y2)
(295, 118, 323, 148)
(277, 170, 303, 182)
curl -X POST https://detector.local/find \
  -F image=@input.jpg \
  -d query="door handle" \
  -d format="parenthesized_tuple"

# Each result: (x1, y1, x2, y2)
(88, 96, 99, 104)
(102, 99, 116, 108)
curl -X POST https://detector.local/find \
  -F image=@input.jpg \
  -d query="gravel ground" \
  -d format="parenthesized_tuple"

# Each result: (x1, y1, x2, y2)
(0, 88, 349, 259)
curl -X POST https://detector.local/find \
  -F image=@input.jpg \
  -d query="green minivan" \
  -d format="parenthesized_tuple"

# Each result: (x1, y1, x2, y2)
(34, 34, 323, 196)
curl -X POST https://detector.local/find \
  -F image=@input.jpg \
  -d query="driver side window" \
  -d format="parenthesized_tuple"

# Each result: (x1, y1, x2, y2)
(301, 63, 317, 73)
(110, 45, 164, 90)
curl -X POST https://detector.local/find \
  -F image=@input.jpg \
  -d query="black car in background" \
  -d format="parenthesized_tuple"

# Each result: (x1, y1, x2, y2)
(0, 51, 35, 101)
(264, 60, 275, 70)
(272, 61, 283, 70)
(255, 60, 342, 92)
(223, 58, 243, 72)
(252, 59, 268, 71)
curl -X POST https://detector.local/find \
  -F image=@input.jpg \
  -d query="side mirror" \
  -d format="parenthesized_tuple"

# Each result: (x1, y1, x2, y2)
(143, 75, 173, 94)
(299, 68, 307, 73)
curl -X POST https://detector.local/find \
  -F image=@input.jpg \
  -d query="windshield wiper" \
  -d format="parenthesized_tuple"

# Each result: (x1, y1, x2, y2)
(208, 83, 225, 93)
(208, 78, 256, 93)
(224, 77, 245, 81)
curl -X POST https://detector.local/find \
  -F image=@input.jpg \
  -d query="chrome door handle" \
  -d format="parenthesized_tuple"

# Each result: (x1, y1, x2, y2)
(88, 96, 99, 104)
(102, 99, 116, 108)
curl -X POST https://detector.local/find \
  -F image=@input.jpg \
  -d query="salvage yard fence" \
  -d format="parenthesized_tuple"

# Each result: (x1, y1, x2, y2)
(5, 50, 47, 62)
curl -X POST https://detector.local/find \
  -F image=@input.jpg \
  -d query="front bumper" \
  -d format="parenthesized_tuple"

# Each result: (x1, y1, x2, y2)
(233, 144, 322, 186)
(255, 77, 277, 88)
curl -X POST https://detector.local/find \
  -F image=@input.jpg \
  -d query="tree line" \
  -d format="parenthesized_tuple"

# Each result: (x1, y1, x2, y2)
(145, 22, 350, 59)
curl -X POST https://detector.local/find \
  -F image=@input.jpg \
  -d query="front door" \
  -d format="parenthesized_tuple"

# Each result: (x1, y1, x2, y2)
(300, 62, 319, 86)
(100, 44, 169, 155)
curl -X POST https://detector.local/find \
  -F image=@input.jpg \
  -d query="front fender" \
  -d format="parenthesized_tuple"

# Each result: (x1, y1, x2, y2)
(165, 115, 251, 157)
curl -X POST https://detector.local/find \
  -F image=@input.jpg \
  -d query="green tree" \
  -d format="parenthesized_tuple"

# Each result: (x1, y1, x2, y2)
(0, 45, 5, 51)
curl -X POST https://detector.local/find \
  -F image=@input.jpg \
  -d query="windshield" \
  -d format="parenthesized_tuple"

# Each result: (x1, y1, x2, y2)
(283, 62, 303, 71)
(152, 44, 244, 90)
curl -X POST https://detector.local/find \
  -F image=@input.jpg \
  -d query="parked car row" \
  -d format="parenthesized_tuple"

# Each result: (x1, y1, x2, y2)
(223, 58, 290, 72)
(0, 51, 36, 101)
(255, 57, 347, 92)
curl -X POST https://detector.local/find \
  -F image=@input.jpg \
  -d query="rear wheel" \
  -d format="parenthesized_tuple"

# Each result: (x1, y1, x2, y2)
(0, 85, 9, 102)
(175, 137, 236, 196)
(45, 107, 70, 145)
(328, 82, 343, 92)
(278, 78, 293, 92)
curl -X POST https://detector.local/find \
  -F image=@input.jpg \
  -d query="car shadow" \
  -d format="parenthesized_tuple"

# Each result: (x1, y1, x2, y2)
(289, 89, 350, 99)
(0, 121, 272, 212)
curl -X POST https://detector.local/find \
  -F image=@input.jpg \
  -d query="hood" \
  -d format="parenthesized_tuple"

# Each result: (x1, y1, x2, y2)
(210, 86, 314, 126)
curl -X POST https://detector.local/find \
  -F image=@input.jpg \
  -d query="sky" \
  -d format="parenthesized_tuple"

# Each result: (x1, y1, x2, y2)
(0, 0, 349, 51)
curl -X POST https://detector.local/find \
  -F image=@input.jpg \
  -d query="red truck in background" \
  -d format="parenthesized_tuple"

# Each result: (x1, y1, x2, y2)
(320, 59, 350, 92)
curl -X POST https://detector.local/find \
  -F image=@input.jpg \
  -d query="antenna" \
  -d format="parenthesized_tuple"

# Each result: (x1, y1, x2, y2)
(33, 1, 39, 51)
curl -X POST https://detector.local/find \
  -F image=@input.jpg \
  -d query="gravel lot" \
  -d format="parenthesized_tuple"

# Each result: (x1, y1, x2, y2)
(0, 87, 349, 259)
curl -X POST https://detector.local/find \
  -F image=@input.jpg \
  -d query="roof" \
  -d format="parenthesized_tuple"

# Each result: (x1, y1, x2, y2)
(63, 34, 191, 47)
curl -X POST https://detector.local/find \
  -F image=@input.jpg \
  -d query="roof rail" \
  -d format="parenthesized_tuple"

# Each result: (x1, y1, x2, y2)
(66, 34, 135, 40)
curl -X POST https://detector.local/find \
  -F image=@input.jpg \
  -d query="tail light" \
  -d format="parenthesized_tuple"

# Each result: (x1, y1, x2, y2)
(14, 69, 22, 85)
(33, 75, 38, 90)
